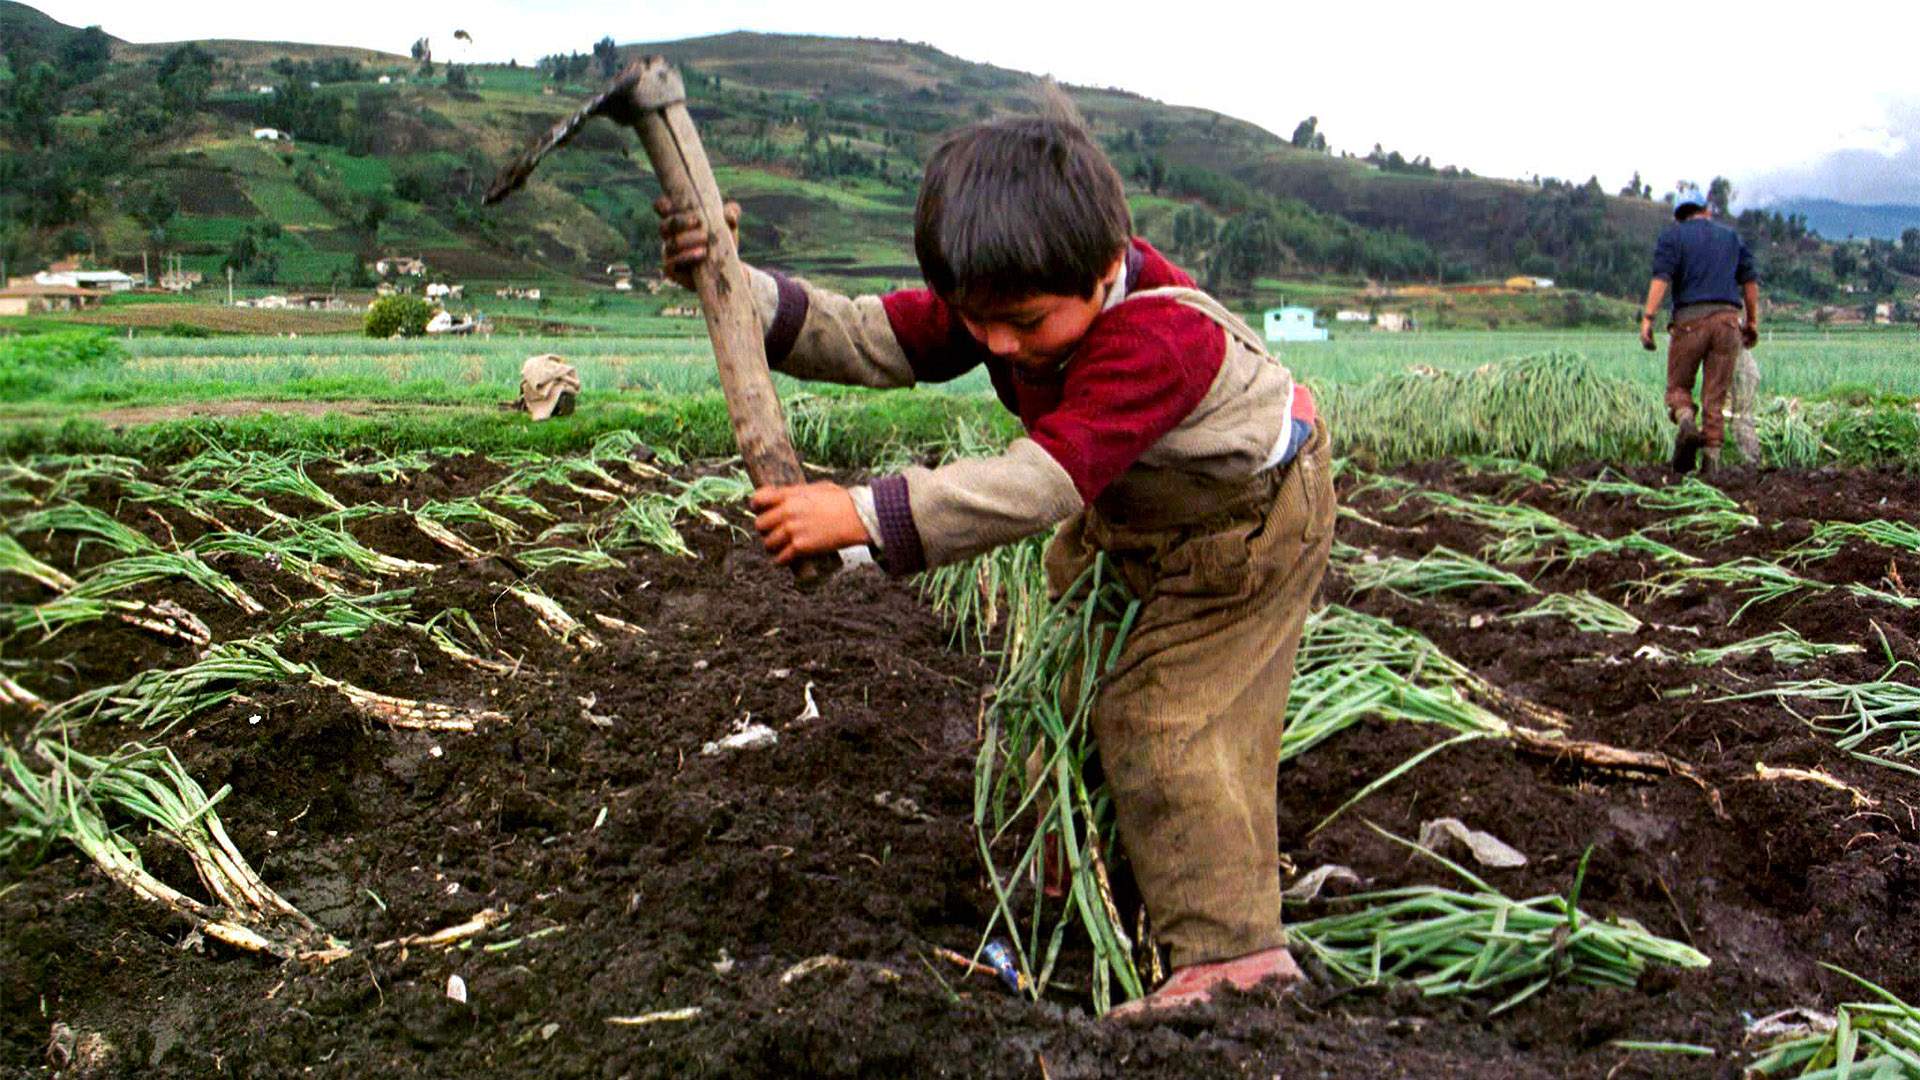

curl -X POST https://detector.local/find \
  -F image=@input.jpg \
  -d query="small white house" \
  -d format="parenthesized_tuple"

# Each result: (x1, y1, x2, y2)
(252, 127, 289, 142)
(1375, 312, 1411, 333)
(35, 269, 135, 293)
(378, 75, 393, 85)
(425, 282, 464, 300)
(1263, 306, 1328, 344)
(1334, 310, 1371, 323)
(254, 85, 276, 95)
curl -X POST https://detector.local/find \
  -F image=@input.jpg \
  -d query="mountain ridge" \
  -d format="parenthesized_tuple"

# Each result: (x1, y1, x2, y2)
(2, 3, 1906, 308)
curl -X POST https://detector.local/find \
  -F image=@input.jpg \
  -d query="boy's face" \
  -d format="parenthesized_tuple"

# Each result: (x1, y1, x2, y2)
(953, 254, 1125, 376)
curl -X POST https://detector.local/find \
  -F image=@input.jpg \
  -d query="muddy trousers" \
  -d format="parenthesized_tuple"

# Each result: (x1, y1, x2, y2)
(1665, 311, 1744, 450)
(1044, 421, 1336, 969)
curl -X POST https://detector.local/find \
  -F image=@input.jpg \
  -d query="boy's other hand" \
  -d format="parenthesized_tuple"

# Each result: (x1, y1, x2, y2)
(1741, 323, 1759, 349)
(750, 482, 870, 564)
(654, 196, 741, 290)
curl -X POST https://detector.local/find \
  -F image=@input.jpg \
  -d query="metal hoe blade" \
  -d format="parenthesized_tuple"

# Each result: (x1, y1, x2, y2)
(484, 64, 652, 206)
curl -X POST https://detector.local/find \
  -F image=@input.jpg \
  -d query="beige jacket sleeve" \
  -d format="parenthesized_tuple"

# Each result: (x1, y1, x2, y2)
(869, 438, 1084, 574)
(747, 267, 916, 389)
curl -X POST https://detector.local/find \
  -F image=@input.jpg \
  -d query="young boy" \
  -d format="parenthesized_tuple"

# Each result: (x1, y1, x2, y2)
(656, 112, 1334, 1015)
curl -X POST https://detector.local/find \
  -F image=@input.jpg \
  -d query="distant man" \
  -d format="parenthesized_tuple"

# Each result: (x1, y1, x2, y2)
(1639, 183, 1761, 472)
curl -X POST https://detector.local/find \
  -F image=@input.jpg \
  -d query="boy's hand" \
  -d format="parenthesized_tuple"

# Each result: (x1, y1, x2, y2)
(654, 195, 741, 290)
(1741, 322, 1760, 349)
(750, 482, 870, 564)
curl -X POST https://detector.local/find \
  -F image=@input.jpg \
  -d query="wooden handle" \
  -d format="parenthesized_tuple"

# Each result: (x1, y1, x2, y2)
(626, 69, 839, 588)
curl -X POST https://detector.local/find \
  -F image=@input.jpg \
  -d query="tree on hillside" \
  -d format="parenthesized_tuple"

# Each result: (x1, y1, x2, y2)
(156, 43, 214, 117)
(223, 229, 259, 275)
(593, 36, 620, 78)
(6, 62, 60, 147)
(1170, 206, 1217, 258)
(1708, 176, 1734, 218)
(1894, 228, 1920, 275)
(261, 80, 344, 145)
(1289, 116, 1327, 152)
(1134, 154, 1167, 196)
(1831, 244, 1858, 281)
(1207, 209, 1284, 293)
(123, 180, 177, 247)
(57, 26, 113, 85)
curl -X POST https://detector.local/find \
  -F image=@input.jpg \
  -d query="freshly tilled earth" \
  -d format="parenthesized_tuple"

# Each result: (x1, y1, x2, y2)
(1, 453, 1917, 1077)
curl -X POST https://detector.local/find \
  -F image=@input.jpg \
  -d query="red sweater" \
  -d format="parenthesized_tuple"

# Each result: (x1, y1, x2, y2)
(875, 239, 1253, 505)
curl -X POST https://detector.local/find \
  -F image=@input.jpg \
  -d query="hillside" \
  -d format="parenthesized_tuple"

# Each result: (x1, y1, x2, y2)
(1774, 198, 1920, 242)
(1, 3, 1912, 314)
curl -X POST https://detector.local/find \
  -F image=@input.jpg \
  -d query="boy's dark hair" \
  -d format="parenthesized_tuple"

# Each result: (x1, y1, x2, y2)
(913, 115, 1132, 306)
(1675, 203, 1704, 221)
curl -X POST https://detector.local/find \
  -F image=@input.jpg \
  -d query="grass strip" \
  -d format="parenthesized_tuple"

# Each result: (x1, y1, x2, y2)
(922, 534, 1050, 676)
(973, 555, 1143, 1014)
(0, 534, 78, 592)
(1750, 966, 1920, 1078)
(1290, 832, 1708, 1014)
(1791, 519, 1920, 563)
(1335, 543, 1539, 597)
(1508, 591, 1642, 635)
(1633, 558, 1830, 624)
(0, 739, 337, 958)
(1683, 629, 1863, 666)
(1720, 662, 1920, 766)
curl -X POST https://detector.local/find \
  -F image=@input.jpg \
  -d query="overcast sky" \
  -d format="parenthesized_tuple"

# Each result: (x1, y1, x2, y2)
(28, 0, 1920, 207)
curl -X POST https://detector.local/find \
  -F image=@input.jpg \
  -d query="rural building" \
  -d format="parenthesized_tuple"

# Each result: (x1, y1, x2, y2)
(252, 127, 291, 142)
(159, 269, 203, 293)
(1874, 303, 1893, 325)
(607, 262, 635, 290)
(1375, 312, 1412, 333)
(1334, 310, 1371, 323)
(1263, 306, 1328, 343)
(35, 269, 135, 292)
(425, 282, 465, 300)
(1504, 276, 1557, 290)
(494, 286, 542, 301)
(376, 256, 427, 277)
(0, 283, 105, 315)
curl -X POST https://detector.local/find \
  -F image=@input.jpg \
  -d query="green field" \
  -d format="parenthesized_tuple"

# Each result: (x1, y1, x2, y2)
(1, 319, 1913, 470)
(10, 325, 1914, 407)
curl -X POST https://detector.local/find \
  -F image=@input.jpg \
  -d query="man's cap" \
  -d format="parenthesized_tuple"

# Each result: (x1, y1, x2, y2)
(1670, 182, 1708, 215)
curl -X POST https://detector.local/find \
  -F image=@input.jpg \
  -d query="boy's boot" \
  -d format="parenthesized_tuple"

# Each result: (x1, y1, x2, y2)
(1106, 946, 1305, 1019)
(1700, 446, 1721, 473)
(1671, 407, 1702, 474)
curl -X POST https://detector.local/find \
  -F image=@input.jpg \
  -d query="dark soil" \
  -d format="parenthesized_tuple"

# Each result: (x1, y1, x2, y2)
(2, 455, 1917, 1078)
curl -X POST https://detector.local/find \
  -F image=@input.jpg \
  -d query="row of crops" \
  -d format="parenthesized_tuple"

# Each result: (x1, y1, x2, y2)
(1, 435, 751, 962)
(930, 452, 1920, 1069)
(3, 436, 1918, 1072)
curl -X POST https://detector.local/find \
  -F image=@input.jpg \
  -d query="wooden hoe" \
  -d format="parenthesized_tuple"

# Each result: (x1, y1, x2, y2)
(486, 57, 839, 587)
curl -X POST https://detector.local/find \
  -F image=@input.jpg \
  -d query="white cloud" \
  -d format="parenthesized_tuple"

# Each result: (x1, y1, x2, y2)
(1744, 98, 1920, 207)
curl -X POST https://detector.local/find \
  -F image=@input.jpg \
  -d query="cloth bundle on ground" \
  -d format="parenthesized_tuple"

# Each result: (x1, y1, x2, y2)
(518, 354, 580, 420)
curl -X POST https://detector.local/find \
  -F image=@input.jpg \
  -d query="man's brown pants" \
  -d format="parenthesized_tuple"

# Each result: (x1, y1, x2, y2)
(1044, 421, 1335, 969)
(1665, 311, 1744, 450)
